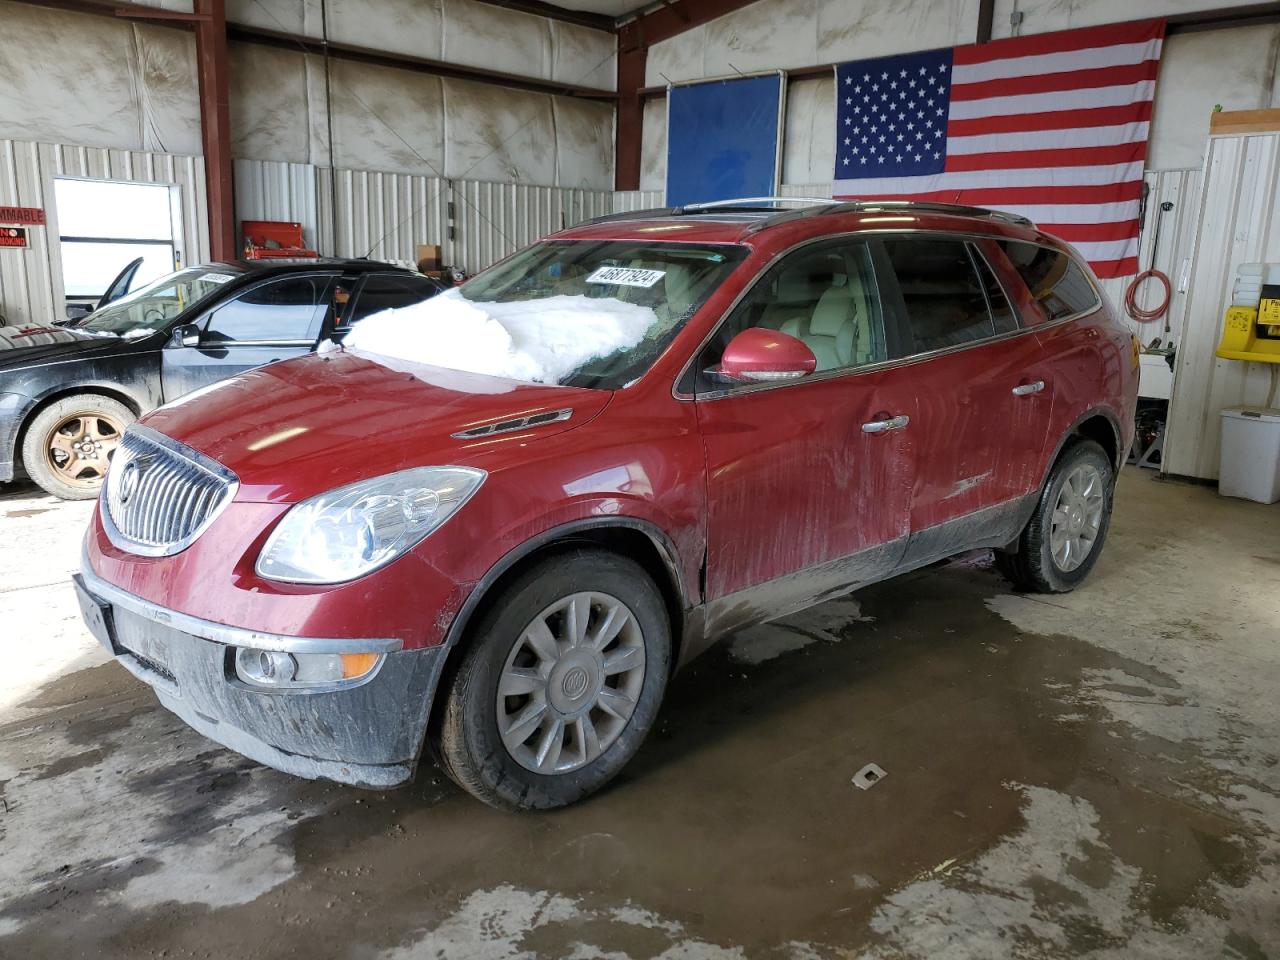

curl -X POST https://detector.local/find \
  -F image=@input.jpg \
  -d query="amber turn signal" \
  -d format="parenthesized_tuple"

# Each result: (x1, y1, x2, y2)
(341, 652, 381, 679)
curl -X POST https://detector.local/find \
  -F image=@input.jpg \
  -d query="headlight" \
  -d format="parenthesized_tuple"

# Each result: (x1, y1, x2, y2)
(256, 466, 486, 583)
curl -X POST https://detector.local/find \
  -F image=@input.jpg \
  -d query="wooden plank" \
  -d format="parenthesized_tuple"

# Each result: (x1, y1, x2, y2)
(1210, 108, 1280, 136)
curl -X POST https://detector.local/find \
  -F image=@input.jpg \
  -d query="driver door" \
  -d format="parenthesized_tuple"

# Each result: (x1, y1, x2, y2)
(161, 274, 334, 401)
(691, 239, 919, 631)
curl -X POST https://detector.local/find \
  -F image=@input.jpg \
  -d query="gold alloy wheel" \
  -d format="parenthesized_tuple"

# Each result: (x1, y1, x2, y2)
(45, 412, 126, 490)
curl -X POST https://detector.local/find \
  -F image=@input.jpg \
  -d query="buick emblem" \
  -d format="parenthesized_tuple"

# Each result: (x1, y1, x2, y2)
(117, 460, 141, 504)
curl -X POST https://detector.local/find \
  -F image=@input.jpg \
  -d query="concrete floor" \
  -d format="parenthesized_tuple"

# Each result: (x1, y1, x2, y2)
(0, 469, 1277, 959)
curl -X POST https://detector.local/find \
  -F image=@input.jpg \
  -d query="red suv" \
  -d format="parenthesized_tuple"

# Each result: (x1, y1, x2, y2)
(74, 199, 1137, 810)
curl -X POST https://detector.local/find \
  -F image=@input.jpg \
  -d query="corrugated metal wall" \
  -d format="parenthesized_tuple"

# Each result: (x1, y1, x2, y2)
(0, 139, 207, 326)
(1165, 132, 1280, 480)
(1096, 168, 1202, 344)
(236, 159, 613, 276)
(612, 190, 664, 212)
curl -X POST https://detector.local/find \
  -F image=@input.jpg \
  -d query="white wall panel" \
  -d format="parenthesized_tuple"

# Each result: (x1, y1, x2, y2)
(223, 0, 616, 90)
(640, 98, 667, 194)
(0, 138, 207, 327)
(612, 191, 664, 212)
(0, 7, 200, 156)
(1165, 132, 1280, 480)
(1095, 168, 1202, 345)
(646, 0, 980, 87)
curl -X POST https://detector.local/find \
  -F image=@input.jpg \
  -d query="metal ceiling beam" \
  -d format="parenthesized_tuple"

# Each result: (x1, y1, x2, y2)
(468, 0, 617, 33)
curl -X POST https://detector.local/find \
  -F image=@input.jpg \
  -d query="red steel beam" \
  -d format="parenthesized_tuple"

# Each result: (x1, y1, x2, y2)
(613, 0, 764, 190)
(193, 0, 235, 261)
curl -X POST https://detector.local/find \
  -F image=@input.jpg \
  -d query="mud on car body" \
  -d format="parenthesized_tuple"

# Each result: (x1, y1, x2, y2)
(75, 199, 1138, 810)
(0, 259, 442, 500)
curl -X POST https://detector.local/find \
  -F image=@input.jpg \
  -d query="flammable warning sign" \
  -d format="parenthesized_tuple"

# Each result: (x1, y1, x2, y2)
(0, 227, 29, 248)
(0, 206, 45, 226)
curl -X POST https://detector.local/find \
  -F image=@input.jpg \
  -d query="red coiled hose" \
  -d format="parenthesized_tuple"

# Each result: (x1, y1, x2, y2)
(1124, 268, 1171, 323)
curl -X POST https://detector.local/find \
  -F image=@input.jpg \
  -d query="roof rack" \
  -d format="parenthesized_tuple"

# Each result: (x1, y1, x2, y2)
(581, 197, 1036, 230)
(581, 196, 836, 226)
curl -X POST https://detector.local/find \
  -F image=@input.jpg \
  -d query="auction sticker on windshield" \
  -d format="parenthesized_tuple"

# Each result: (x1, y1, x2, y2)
(201, 272, 236, 284)
(586, 266, 666, 288)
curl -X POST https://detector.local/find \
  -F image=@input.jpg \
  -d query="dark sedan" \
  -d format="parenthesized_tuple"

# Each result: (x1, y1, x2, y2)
(0, 259, 443, 499)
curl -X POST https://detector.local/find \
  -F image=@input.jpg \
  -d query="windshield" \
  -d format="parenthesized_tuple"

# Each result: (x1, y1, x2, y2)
(342, 240, 745, 389)
(81, 266, 243, 338)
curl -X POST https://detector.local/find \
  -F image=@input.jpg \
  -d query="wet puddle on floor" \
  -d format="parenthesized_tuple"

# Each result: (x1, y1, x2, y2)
(1, 556, 1277, 959)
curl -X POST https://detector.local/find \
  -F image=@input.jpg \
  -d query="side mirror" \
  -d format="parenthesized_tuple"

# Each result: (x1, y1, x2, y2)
(171, 323, 201, 348)
(710, 328, 817, 384)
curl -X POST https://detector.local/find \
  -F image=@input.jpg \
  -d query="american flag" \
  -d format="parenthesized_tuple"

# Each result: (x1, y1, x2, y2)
(833, 20, 1165, 279)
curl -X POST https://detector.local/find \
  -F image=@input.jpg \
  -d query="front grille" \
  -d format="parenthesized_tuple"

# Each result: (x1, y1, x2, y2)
(102, 425, 238, 557)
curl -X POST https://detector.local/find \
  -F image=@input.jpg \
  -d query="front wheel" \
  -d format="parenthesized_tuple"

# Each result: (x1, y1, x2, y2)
(21, 395, 134, 500)
(436, 549, 670, 810)
(996, 438, 1115, 593)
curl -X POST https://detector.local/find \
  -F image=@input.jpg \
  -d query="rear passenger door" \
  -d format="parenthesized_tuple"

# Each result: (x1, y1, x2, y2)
(877, 236, 1052, 552)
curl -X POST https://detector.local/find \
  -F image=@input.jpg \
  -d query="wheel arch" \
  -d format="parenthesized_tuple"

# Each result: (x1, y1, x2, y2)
(14, 385, 143, 471)
(1042, 407, 1124, 484)
(421, 518, 691, 753)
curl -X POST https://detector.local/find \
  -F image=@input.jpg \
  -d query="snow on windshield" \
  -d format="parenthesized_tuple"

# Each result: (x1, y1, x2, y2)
(343, 289, 659, 384)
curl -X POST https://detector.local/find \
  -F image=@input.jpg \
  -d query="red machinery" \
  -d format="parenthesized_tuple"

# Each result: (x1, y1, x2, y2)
(242, 220, 317, 260)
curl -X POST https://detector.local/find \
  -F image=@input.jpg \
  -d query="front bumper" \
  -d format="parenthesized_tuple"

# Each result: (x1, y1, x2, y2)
(74, 565, 446, 788)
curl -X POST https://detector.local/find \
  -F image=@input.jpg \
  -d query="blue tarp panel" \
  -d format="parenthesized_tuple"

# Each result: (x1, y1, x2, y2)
(665, 74, 783, 207)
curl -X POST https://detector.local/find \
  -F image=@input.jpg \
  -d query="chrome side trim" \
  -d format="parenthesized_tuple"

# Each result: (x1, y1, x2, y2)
(451, 407, 573, 439)
(671, 229, 1102, 403)
(78, 560, 403, 654)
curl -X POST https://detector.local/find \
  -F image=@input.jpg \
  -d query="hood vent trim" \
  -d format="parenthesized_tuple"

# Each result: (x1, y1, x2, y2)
(452, 408, 573, 440)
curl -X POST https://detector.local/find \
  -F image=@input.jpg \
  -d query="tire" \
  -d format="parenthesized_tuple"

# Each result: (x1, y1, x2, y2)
(437, 549, 670, 811)
(996, 438, 1115, 593)
(21, 395, 134, 500)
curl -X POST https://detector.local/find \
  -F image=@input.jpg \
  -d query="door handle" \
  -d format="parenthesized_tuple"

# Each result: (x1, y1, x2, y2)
(862, 414, 910, 434)
(1012, 380, 1045, 396)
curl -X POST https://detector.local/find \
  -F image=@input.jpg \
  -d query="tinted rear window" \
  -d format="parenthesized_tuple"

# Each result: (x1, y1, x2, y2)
(1000, 242, 1100, 322)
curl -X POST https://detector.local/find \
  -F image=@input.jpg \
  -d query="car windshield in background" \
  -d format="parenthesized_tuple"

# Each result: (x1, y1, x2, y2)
(343, 241, 746, 390)
(82, 267, 244, 338)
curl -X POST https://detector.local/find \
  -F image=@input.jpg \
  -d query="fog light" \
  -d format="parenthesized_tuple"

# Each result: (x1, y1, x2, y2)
(234, 647, 383, 689)
(237, 648, 297, 685)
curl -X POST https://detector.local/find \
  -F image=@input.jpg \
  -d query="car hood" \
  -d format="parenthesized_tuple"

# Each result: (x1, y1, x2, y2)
(141, 349, 613, 503)
(0, 325, 125, 370)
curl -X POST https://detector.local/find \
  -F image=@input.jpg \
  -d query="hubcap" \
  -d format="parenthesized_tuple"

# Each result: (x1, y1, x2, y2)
(1049, 464, 1105, 572)
(47, 413, 125, 489)
(497, 591, 646, 775)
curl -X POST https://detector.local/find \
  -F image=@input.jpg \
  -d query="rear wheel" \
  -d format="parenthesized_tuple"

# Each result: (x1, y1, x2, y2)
(21, 395, 134, 500)
(996, 438, 1114, 593)
(436, 549, 670, 810)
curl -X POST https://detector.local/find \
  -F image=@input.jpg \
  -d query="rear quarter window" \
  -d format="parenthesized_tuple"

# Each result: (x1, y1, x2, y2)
(1000, 241, 1100, 322)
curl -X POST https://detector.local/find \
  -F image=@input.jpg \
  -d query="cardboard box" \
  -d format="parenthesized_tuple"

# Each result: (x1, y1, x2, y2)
(416, 243, 442, 272)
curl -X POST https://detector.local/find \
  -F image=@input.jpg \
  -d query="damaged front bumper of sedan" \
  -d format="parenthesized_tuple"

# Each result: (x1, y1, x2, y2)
(73, 564, 446, 788)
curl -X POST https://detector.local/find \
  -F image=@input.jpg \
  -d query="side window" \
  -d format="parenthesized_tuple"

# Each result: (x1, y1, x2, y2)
(881, 238, 996, 356)
(203, 276, 330, 344)
(971, 247, 1019, 334)
(695, 240, 886, 390)
(343, 274, 442, 329)
(1000, 241, 1100, 322)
